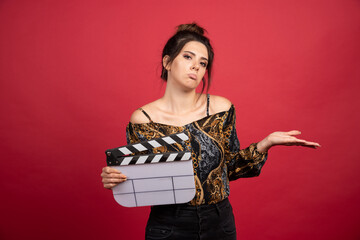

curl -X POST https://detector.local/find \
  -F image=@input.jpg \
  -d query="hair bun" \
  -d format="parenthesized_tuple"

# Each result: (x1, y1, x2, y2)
(176, 22, 205, 35)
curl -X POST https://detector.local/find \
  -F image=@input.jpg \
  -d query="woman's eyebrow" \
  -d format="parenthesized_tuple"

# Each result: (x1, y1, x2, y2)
(184, 51, 208, 61)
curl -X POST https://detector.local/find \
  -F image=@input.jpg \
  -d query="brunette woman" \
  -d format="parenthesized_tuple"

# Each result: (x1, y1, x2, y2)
(101, 23, 320, 240)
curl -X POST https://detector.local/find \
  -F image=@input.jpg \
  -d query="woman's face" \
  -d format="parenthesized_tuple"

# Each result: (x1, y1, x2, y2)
(164, 41, 209, 91)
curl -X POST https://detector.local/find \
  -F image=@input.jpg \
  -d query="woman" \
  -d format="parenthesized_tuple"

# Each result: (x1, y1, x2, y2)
(101, 23, 320, 240)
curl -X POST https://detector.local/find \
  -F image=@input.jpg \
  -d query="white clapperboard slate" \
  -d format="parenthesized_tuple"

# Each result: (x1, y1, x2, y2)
(105, 132, 196, 207)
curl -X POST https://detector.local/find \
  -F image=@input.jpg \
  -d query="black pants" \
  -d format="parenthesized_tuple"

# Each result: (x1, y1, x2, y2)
(145, 198, 236, 240)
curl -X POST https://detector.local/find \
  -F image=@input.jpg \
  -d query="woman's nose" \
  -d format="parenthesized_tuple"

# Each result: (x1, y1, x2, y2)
(192, 63, 200, 71)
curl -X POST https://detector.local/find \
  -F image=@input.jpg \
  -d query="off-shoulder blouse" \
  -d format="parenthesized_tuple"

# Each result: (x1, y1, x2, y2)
(125, 104, 268, 206)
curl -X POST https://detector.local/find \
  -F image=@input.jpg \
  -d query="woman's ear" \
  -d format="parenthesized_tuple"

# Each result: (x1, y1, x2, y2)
(163, 55, 171, 71)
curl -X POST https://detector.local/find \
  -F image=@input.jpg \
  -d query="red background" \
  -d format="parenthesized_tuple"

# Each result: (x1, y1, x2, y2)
(1, 0, 359, 239)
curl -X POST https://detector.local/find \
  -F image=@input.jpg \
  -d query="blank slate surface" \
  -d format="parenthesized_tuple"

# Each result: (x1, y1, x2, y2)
(105, 132, 196, 207)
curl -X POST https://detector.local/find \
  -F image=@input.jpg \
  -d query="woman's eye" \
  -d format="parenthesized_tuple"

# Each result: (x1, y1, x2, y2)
(201, 62, 207, 67)
(184, 54, 191, 59)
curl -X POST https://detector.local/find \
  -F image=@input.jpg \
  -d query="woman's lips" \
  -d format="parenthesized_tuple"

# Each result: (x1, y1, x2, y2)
(188, 74, 197, 80)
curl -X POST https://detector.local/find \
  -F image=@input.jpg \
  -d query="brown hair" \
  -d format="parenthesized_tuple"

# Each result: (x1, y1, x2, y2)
(161, 23, 214, 94)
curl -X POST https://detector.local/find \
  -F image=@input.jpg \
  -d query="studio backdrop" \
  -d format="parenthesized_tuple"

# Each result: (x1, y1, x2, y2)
(0, 0, 359, 239)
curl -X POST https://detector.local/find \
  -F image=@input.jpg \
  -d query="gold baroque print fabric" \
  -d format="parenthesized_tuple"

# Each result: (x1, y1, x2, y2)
(126, 104, 268, 206)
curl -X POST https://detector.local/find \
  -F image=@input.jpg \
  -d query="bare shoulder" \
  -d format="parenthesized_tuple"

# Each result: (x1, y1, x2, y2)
(209, 95, 232, 114)
(129, 109, 149, 124)
(129, 102, 156, 124)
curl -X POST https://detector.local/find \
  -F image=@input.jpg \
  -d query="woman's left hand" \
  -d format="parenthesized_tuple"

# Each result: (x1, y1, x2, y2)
(256, 130, 321, 153)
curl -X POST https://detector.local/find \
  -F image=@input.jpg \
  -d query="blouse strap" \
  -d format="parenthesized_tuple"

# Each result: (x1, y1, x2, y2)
(138, 107, 153, 122)
(206, 94, 210, 116)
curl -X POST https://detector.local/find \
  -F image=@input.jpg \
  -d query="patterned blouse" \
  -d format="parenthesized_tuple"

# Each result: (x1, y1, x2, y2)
(125, 103, 268, 206)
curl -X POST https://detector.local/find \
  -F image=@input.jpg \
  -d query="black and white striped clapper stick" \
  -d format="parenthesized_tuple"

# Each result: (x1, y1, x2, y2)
(105, 132, 191, 166)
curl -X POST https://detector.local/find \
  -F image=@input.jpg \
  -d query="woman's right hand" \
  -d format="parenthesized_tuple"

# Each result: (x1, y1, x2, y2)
(101, 166, 127, 189)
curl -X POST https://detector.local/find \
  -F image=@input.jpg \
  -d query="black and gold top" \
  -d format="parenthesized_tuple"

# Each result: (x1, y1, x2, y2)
(126, 103, 268, 206)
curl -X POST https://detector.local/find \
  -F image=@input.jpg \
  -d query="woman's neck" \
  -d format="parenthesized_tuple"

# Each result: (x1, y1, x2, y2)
(161, 83, 200, 115)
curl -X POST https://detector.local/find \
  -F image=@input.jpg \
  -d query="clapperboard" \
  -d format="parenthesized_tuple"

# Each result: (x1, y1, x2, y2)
(105, 132, 195, 207)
